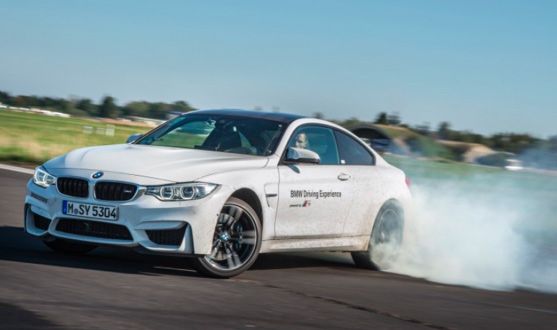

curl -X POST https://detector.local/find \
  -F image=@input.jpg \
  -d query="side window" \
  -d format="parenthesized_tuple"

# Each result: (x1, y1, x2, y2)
(288, 126, 339, 165)
(334, 131, 374, 165)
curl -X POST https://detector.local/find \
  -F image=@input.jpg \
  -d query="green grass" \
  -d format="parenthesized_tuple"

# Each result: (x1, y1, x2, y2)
(0, 110, 150, 164)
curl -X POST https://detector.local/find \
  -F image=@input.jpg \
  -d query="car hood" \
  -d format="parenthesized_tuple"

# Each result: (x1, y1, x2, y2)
(44, 144, 269, 183)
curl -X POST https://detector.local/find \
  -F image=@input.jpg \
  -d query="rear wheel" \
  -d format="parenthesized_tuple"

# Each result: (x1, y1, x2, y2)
(43, 238, 97, 254)
(352, 201, 404, 270)
(194, 197, 262, 278)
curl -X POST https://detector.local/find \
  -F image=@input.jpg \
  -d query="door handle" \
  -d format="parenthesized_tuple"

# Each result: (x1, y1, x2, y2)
(337, 173, 351, 181)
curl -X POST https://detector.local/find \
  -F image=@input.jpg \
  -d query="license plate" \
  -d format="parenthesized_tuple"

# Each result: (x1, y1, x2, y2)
(62, 200, 118, 221)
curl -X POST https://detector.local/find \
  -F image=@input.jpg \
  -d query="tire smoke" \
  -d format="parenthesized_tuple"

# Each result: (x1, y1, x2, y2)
(389, 173, 557, 293)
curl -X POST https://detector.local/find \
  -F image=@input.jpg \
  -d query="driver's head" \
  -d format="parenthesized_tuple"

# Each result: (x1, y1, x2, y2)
(295, 132, 308, 149)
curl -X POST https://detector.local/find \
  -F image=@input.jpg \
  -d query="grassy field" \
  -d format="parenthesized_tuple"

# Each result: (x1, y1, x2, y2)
(0, 110, 150, 164)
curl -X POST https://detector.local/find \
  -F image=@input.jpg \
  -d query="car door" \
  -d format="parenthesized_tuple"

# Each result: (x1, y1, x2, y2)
(275, 125, 354, 238)
(334, 129, 383, 237)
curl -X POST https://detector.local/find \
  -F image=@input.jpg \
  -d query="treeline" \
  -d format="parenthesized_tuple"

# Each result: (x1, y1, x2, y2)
(325, 111, 553, 155)
(1, 90, 554, 160)
(0, 91, 195, 119)
(432, 121, 543, 155)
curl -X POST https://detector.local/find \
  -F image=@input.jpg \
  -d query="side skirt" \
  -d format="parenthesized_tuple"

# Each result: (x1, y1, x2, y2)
(259, 235, 368, 253)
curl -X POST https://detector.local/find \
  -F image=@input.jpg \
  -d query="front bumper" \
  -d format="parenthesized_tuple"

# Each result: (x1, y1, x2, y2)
(24, 179, 232, 255)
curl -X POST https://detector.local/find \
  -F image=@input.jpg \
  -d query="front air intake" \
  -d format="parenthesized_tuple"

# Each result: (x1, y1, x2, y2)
(33, 212, 51, 230)
(146, 226, 187, 246)
(56, 218, 133, 240)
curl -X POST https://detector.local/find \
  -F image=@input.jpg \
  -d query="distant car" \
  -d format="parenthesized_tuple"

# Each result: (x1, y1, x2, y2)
(24, 110, 411, 277)
(505, 159, 524, 171)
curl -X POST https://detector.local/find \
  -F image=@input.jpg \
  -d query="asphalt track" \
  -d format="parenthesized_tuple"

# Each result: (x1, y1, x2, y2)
(1, 169, 556, 329)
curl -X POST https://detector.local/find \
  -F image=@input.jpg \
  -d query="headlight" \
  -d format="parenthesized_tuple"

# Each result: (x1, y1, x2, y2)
(145, 182, 218, 201)
(33, 167, 57, 188)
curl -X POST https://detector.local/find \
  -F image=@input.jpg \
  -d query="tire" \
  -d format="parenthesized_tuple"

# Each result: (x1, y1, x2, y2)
(194, 197, 262, 278)
(43, 238, 97, 254)
(352, 201, 404, 270)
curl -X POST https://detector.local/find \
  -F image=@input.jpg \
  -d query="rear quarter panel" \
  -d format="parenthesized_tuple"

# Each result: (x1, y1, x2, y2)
(343, 163, 411, 240)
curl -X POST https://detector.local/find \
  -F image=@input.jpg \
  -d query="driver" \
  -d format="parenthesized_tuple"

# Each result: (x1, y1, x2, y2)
(294, 132, 308, 149)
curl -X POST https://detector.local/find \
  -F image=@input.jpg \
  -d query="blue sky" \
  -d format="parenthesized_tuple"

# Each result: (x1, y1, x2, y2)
(0, 0, 555, 137)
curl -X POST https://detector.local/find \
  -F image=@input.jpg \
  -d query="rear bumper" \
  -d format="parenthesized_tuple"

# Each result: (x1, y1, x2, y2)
(24, 179, 232, 255)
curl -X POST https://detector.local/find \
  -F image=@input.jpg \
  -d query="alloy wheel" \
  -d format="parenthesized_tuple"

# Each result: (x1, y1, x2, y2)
(203, 203, 258, 271)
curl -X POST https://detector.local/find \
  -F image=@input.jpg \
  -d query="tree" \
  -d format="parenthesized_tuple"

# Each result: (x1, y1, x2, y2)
(0, 91, 12, 105)
(148, 102, 172, 119)
(76, 98, 97, 116)
(98, 96, 119, 118)
(437, 121, 451, 140)
(374, 112, 388, 125)
(123, 101, 149, 117)
(339, 117, 364, 129)
(488, 133, 539, 154)
(58, 99, 77, 115)
(173, 100, 194, 113)
(387, 112, 401, 125)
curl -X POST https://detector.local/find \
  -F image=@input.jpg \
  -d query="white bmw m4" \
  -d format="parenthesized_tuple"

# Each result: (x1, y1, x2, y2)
(24, 109, 411, 277)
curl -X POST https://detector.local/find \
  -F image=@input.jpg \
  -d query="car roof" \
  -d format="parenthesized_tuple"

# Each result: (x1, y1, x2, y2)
(185, 109, 307, 124)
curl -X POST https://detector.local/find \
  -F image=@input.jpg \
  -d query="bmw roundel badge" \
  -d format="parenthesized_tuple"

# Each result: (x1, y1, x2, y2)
(92, 171, 104, 179)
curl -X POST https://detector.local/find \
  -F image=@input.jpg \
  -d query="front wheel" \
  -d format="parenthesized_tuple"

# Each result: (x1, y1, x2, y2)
(194, 197, 262, 278)
(43, 238, 97, 254)
(352, 201, 404, 270)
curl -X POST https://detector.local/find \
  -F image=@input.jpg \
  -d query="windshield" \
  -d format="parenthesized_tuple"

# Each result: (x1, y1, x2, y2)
(135, 114, 286, 156)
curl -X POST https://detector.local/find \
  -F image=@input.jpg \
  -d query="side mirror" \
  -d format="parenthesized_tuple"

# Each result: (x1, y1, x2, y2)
(285, 147, 320, 164)
(126, 133, 143, 144)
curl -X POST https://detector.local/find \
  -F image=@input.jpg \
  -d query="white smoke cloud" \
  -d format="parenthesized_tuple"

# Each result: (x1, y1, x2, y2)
(389, 175, 557, 293)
